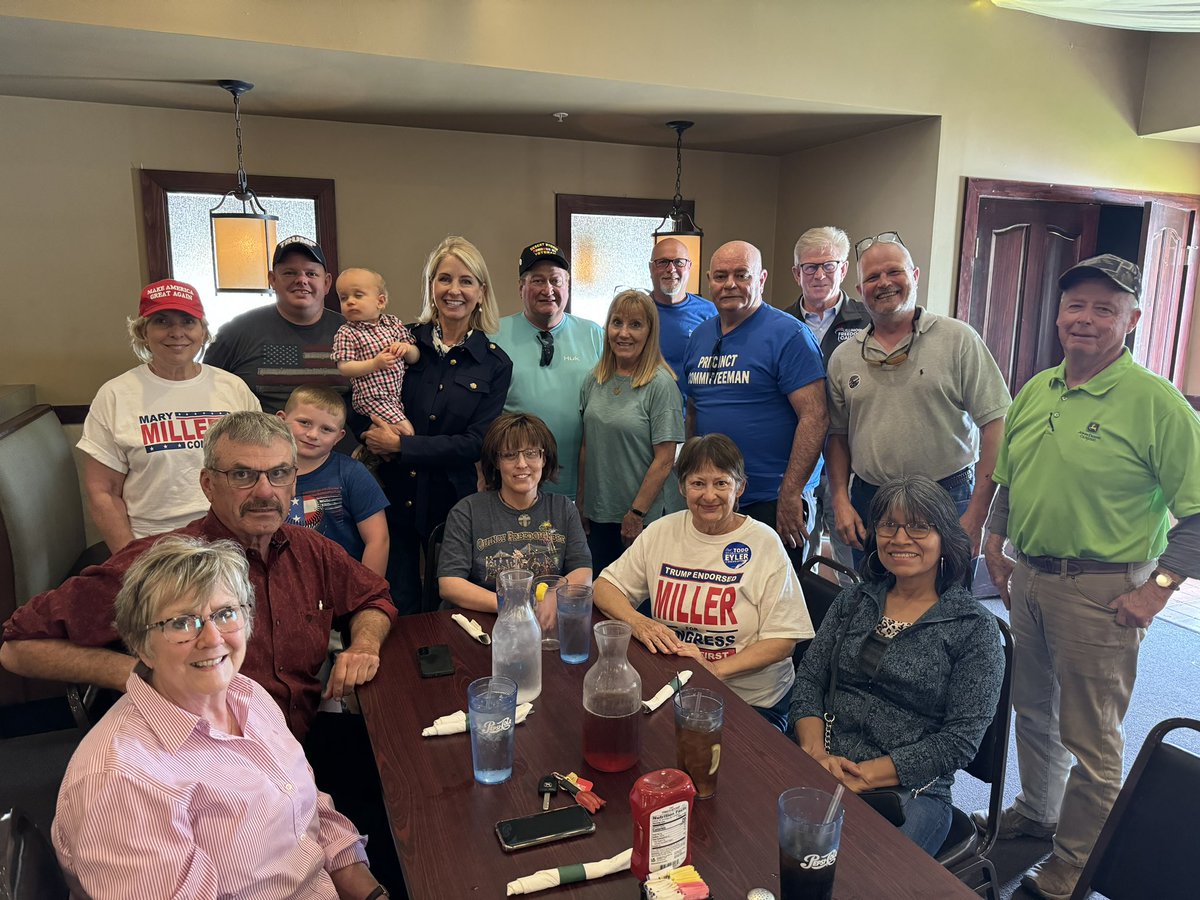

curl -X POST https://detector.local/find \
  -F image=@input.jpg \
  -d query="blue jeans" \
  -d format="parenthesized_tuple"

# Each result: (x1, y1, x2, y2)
(849, 470, 974, 567)
(899, 794, 953, 856)
(752, 689, 792, 733)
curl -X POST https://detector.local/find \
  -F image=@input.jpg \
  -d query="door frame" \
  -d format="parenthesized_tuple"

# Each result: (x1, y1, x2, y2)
(956, 178, 1200, 386)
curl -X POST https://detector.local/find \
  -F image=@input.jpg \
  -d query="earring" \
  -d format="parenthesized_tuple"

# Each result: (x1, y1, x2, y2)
(866, 550, 882, 575)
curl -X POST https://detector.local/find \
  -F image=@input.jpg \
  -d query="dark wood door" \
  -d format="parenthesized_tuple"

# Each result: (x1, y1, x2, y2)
(1136, 201, 1195, 387)
(958, 198, 1099, 394)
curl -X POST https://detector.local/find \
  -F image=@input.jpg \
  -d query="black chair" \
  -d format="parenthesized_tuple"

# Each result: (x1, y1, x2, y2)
(420, 522, 446, 613)
(793, 555, 858, 667)
(0, 807, 69, 899)
(1068, 716, 1200, 900)
(935, 614, 1013, 900)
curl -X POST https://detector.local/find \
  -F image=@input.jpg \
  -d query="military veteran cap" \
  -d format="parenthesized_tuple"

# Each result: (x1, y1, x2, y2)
(1058, 254, 1141, 305)
(518, 241, 570, 276)
(273, 235, 328, 269)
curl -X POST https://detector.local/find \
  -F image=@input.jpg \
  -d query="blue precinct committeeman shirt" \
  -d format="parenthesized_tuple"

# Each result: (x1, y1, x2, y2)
(290, 451, 389, 563)
(495, 312, 604, 500)
(684, 303, 826, 505)
(654, 293, 718, 402)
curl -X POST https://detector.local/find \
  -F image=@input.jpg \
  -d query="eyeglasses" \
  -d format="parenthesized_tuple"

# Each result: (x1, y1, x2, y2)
(652, 257, 691, 270)
(861, 307, 921, 368)
(854, 231, 905, 259)
(146, 605, 248, 644)
(798, 260, 845, 276)
(710, 269, 757, 285)
(861, 327, 917, 367)
(498, 448, 545, 462)
(207, 465, 297, 488)
(875, 520, 933, 540)
(536, 330, 554, 367)
(709, 336, 723, 369)
(526, 275, 567, 290)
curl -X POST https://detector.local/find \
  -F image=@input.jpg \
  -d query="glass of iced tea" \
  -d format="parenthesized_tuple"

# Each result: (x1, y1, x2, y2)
(673, 688, 724, 799)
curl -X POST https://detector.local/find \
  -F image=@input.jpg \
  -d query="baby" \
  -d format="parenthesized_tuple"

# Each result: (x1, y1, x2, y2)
(331, 267, 420, 436)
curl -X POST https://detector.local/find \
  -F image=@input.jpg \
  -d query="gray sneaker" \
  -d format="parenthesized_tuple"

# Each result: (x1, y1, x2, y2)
(971, 806, 1057, 840)
(1021, 855, 1084, 900)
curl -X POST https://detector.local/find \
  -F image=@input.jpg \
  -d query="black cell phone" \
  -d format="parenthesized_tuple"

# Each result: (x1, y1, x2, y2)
(416, 643, 454, 678)
(495, 806, 595, 852)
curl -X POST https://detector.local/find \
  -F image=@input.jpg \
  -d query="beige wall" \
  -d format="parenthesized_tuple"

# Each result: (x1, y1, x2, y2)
(4, 0, 1200, 392)
(0, 95, 777, 405)
(773, 119, 942, 309)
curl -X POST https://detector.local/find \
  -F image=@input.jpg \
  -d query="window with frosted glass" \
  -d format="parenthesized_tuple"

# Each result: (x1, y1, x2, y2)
(568, 213, 664, 326)
(166, 193, 316, 335)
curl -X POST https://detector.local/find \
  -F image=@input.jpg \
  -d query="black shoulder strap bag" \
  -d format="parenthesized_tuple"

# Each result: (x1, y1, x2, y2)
(822, 594, 934, 827)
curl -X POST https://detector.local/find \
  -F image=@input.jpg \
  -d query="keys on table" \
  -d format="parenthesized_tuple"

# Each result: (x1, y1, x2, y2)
(537, 774, 558, 810)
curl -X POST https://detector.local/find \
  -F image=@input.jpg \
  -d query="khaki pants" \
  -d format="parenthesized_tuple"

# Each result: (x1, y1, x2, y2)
(1008, 558, 1153, 866)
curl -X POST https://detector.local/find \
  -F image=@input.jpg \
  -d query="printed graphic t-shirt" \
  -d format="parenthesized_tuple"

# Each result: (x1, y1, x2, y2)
(600, 511, 813, 707)
(438, 490, 591, 590)
(290, 452, 389, 562)
(77, 364, 261, 538)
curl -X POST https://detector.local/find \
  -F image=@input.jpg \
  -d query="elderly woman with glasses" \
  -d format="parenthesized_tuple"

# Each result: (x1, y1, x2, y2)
(594, 434, 814, 731)
(52, 536, 387, 899)
(438, 413, 590, 612)
(577, 289, 685, 574)
(790, 475, 1004, 855)
(79, 279, 260, 554)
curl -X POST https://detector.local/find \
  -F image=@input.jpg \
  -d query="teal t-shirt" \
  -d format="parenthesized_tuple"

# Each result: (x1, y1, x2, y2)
(580, 367, 685, 524)
(495, 313, 604, 500)
(995, 349, 1200, 561)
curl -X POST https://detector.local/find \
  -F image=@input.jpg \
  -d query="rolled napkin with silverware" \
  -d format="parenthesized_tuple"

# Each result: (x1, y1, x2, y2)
(421, 702, 533, 737)
(505, 847, 632, 895)
(642, 670, 693, 713)
(451, 612, 492, 645)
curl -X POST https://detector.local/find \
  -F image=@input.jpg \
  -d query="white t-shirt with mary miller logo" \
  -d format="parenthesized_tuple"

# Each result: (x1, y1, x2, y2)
(600, 511, 814, 708)
(78, 364, 261, 539)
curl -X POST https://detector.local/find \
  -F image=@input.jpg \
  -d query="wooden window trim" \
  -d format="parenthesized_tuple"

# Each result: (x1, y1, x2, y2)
(138, 169, 339, 311)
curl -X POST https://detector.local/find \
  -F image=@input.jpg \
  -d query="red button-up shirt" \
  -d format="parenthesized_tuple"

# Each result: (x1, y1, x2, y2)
(2, 511, 396, 738)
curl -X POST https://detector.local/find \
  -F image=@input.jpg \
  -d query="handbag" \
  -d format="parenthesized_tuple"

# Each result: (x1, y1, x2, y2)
(821, 593, 930, 827)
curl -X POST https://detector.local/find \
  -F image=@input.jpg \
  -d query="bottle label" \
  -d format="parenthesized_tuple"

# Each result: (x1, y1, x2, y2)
(647, 800, 689, 873)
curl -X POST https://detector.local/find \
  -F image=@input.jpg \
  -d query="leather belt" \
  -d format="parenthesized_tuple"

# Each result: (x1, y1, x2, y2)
(1018, 553, 1142, 576)
(859, 466, 972, 492)
(937, 467, 973, 490)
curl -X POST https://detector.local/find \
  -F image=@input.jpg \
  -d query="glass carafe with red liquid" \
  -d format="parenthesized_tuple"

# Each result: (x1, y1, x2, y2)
(581, 620, 642, 772)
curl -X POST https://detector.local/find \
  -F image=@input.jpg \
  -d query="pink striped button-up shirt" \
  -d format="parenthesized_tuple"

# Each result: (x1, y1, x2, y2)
(53, 672, 368, 899)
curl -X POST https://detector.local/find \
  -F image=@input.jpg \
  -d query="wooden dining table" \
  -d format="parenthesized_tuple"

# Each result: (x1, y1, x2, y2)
(358, 610, 976, 899)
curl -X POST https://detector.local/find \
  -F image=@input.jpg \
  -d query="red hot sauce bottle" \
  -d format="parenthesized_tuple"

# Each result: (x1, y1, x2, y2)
(630, 768, 697, 881)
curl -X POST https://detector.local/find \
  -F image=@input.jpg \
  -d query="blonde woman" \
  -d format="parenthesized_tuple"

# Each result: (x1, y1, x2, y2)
(577, 289, 684, 574)
(362, 236, 512, 613)
(80, 280, 259, 552)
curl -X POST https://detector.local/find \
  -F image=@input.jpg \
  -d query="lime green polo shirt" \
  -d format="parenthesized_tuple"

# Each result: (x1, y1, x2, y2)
(994, 349, 1200, 561)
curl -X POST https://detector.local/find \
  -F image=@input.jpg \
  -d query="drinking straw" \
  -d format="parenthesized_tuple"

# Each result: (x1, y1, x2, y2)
(823, 784, 845, 824)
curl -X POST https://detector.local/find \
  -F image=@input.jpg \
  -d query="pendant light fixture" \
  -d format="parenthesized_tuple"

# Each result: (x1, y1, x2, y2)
(652, 120, 703, 292)
(209, 80, 278, 292)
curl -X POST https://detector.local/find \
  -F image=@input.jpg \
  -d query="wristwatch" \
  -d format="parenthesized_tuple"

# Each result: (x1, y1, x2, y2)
(364, 886, 389, 900)
(629, 507, 647, 519)
(1151, 568, 1183, 591)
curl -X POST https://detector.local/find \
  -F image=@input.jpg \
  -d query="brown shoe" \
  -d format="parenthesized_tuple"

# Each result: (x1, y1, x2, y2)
(972, 805, 1057, 840)
(1021, 855, 1084, 900)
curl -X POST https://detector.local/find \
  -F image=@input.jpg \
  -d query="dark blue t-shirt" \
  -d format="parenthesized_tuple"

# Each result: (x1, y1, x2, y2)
(655, 293, 717, 401)
(289, 452, 389, 561)
(684, 303, 825, 504)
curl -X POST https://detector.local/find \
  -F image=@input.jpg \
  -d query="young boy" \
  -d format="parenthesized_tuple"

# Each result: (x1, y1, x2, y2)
(331, 267, 421, 437)
(277, 385, 390, 577)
